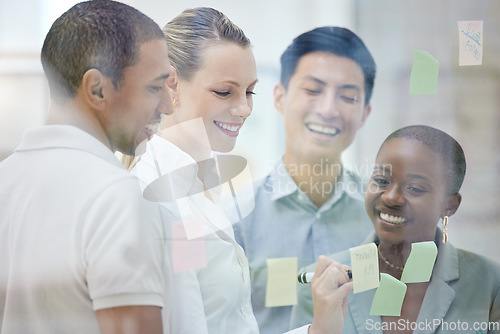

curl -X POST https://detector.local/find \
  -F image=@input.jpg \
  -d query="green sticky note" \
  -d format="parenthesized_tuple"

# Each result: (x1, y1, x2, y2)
(265, 257, 298, 307)
(370, 273, 408, 316)
(409, 50, 439, 95)
(349, 243, 380, 293)
(401, 241, 437, 283)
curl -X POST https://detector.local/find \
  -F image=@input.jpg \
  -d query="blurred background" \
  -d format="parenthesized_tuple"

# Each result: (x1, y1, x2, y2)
(1, 0, 498, 262)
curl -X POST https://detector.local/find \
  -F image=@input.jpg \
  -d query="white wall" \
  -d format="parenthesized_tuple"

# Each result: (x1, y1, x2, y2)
(0, 0, 357, 179)
(1, 0, 499, 262)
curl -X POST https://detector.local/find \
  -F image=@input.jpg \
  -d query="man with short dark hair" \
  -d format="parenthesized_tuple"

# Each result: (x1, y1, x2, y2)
(0, 1, 173, 333)
(234, 26, 377, 334)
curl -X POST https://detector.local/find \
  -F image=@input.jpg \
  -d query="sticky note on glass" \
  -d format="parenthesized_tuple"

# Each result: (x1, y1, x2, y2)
(401, 241, 437, 283)
(370, 273, 407, 316)
(176, 198, 212, 240)
(349, 243, 379, 294)
(265, 257, 298, 307)
(172, 221, 206, 273)
(458, 21, 483, 66)
(409, 50, 439, 95)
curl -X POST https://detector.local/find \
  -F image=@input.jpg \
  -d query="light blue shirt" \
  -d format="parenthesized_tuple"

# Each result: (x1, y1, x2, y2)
(233, 161, 374, 334)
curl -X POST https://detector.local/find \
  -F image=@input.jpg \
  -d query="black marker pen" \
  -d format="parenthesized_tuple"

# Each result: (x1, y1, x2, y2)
(297, 269, 352, 284)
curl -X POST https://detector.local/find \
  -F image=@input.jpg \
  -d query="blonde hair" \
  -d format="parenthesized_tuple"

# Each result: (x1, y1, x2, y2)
(164, 7, 251, 81)
(120, 154, 139, 170)
(121, 8, 250, 170)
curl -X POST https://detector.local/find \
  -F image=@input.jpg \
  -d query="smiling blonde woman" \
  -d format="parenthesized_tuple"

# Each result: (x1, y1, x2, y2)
(130, 7, 354, 334)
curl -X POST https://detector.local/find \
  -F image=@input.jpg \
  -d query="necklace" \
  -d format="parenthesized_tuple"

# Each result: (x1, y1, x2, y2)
(378, 245, 404, 271)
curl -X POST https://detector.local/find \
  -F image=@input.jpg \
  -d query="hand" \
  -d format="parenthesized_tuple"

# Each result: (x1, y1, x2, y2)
(308, 255, 353, 334)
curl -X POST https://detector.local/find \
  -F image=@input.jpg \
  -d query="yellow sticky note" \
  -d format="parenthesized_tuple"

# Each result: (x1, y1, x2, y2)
(458, 21, 483, 66)
(401, 241, 437, 283)
(265, 257, 298, 307)
(409, 50, 439, 95)
(370, 273, 407, 316)
(349, 243, 380, 294)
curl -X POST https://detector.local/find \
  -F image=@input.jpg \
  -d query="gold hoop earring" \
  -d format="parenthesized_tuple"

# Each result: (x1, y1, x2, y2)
(442, 216, 449, 244)
(173, 98, 178, 109)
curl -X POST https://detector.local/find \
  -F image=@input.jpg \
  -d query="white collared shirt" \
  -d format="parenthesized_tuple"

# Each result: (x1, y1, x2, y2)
(0, 126, 168, 334)
(133, 135, 259, 334)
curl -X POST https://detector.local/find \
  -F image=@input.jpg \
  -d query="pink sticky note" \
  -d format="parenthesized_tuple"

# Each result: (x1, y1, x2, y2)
(458, 21, 483, 66)
(172, 220, 206, 273)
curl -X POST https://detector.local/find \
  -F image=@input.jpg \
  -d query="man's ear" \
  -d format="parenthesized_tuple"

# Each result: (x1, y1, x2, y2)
(444, 193, 462, 218)
(81, 69, 110, 110)
(273, 83, 286, 115)
(358, 103, 372, 129)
